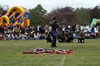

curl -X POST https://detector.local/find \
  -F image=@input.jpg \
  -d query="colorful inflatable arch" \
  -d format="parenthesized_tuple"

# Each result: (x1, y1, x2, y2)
(91, 18, 100, 28)
(0, 6, 30, 26)
(0, 16, 9, 25)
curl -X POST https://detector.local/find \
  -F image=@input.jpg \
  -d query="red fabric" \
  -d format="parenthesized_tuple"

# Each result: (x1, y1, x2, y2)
(0, 36, 4, 40)
(24, 18, 27, 26)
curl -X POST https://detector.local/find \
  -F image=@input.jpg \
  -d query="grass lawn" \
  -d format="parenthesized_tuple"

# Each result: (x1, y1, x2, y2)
(0, 39, 100, 66)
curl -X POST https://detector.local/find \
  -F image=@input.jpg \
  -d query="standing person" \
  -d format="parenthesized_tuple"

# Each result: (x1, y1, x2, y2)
(50, 17, 59, 47)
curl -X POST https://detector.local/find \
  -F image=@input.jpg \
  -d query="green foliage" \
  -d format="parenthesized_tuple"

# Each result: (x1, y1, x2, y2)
(76, 8, 91, 24)
(29, 4, 91, 25)
(46, 7, 91, 25)
(29, 4, 47, 26)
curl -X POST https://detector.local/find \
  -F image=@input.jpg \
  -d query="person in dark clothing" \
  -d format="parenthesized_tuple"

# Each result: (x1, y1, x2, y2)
(50, 17, 59, 47)
(0, 26, 4, 40)
(0, 26, 4, 34)
(58, 34, 65, 42)
(78, 31, 85, 43)
(66, 32, 73, 42)
(57, 25, 65, 42)
(46, 32, 52, 42)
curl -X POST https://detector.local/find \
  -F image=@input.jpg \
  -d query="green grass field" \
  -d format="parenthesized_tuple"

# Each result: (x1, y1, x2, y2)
(0, 39, 100, 66)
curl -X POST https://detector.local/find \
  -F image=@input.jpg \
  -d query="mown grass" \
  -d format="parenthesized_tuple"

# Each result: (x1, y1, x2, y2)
(0, 39, 100, 66)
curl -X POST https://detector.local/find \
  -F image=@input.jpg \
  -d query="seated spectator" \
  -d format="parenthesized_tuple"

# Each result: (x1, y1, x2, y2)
(85, 32, 91, 39)
(73, 33, 78, 39)
(30, 30, 35, 39)
(91, 33, 96, 39)
(66, 33, 73, 42)
(39, 33, 46, 39)
(46, 32, 52, 42)
(8, 33, 14, 40)
(58, 34, 65, 42)
(0, 32, 4, 40)
(58, 31, 73, 43)
(34, 33, 38, 40)
(78, 31, 85, 43)
(19, 34, 27, 40)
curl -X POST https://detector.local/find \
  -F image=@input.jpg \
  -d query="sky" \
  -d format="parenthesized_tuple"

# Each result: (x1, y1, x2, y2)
(0, 0, 100, 13)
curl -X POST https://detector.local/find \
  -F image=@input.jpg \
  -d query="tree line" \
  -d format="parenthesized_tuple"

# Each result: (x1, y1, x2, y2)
(29, 4, 100, 26)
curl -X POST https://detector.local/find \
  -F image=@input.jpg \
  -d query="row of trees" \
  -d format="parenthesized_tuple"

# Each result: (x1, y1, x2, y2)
(29, 4, 100, 26)
(29, 5, 47, 25)
(0, 6, 7, 17)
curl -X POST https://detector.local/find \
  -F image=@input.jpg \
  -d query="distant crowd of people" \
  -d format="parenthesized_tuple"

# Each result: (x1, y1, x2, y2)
(0, 24, 100, 42)
(0, 24, 46, 40)
(46, 24, 100, 43)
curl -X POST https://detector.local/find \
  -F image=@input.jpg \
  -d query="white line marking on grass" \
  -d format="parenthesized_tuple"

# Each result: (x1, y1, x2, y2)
(60, 56, 66, 66)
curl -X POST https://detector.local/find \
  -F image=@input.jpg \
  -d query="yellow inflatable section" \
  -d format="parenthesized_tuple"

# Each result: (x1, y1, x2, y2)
(0, 6, 30, 26)
(0, 16, 9, 25)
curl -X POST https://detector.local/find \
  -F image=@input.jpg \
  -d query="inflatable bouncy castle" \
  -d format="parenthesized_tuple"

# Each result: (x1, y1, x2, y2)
(91, 18, 100, 28)
(0, 6, 30, 26)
